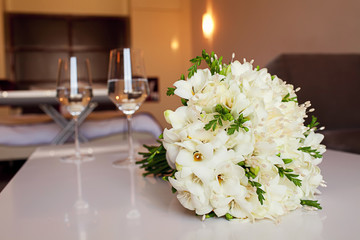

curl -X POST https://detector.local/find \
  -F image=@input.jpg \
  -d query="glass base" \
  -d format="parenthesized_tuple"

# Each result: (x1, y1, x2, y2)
(60, 154, 94, 164)
(74, 199, 89, 210)
(127, 208, 141, 219)
(112, 158, 137, 168)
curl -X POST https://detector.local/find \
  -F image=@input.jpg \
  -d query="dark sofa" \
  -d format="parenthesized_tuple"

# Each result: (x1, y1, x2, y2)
(266, 54, 360, 154)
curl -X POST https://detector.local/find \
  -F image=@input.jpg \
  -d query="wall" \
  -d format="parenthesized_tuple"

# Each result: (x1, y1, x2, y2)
(4, 0, 128, 16)
(191, 0, 360, 68)
(130, 0, 192, 128)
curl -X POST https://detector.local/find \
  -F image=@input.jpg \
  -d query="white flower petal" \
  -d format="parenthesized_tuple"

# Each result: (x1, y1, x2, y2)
(174, 80, 193, 99)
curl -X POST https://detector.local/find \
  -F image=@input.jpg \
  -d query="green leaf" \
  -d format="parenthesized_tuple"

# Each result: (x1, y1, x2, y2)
(215, 104, 223, 113)
(276, 165, 302, 187)
(304, 115, 321, 137)
(187, 50, 228, 78)
(298, 146, 322, 159)
(181, 98, 188, 106)
(250, 166, 260, 176)
(237, 162, 266, 205)
(162, 170, 176, 182)
(166, 87, 176, 96)
(245, 170, 256, 179)
(249, 180, 261, 188)
(249, 180, 266, 205)
(205, 211, 216, 218)
(288, 175, 302, 187)
(220, 64, 231, 76)
(307, 115, 320, 130)
(216, 117, 223, 127)
(237, 161, 245, 166)
(227, 113, 249, 135)
(190, 56, 202, 65)
(256, 187, 266, 205)
(204, 119, 217, 131)
(282, 158, 293, 164)
(188, 64, 198, 78)
(188, 53, 205, 78)
(204, 104, 237, 132)
(202, 50, 211, 65)
(300, 199, 322, 210)
(282, 93, 298, 103)
(225, 213, 233, 220)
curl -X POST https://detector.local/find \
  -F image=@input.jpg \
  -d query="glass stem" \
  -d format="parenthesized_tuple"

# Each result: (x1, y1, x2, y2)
(74, 116, 81, 159)
(126, 114, 134, 163)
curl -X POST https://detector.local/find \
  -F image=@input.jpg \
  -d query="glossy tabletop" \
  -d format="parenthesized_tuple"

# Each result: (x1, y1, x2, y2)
(0, 143, 359, 240)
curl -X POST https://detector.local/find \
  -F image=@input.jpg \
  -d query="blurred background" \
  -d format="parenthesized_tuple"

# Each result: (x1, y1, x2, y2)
(0, 0, 359, 151)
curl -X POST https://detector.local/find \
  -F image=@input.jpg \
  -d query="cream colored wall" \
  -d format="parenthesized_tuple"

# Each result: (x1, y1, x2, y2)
(191, 0, 360, 68)
(4, 0, 128, 16)
(130, 0, 192, 129)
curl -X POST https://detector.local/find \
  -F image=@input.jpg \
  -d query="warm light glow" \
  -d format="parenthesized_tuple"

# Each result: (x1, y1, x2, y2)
(170, 38, 179, 51)
(116, 96, 119, 100)
(202, 13, 214, 39)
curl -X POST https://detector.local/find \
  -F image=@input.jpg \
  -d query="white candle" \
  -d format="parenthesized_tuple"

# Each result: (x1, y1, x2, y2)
(70, 57, 78, 96)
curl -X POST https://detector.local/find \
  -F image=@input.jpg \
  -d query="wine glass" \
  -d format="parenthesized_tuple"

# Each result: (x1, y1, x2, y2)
(56, 56, 94, 163)
(107, 48, 150, 167)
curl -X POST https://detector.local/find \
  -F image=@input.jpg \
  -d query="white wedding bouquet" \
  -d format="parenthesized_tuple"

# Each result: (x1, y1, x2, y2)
(138, 50, 326, 221)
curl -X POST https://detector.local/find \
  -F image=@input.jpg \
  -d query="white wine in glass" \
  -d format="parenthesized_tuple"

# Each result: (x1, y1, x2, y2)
(57, 88, 92, 116)
(56, 56, 94, 163)
(108, 79, 148, 115)
(107, 48, 150, 167)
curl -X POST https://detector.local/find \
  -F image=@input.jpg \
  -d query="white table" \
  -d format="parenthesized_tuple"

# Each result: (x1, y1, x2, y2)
(0, 144, 359, 240)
